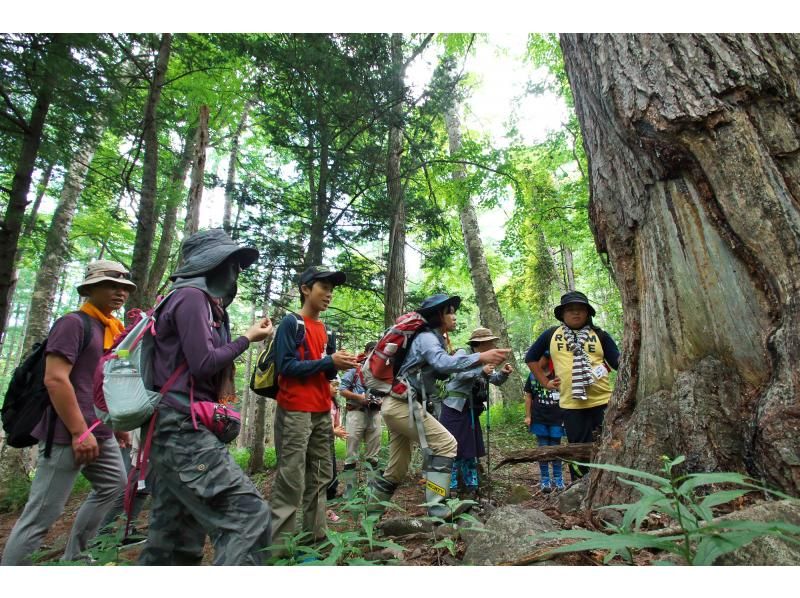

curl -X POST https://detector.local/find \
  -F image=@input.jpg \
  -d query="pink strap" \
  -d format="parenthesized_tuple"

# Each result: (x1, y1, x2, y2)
(189, 376, 198, 431)
(77, 420, 101, 444)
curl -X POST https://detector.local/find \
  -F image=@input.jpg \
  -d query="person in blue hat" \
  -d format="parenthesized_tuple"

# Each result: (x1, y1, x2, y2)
(368, 294, 510, 519)
(525, 291, 620, 478)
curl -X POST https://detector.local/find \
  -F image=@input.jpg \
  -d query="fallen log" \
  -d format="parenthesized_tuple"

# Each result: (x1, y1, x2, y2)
(493, 443, 594, 470)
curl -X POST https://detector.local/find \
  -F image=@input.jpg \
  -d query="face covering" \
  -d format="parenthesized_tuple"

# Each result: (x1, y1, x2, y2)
(205, 258, 240, 307)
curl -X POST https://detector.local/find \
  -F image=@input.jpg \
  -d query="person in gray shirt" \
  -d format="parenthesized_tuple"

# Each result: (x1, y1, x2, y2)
(368, 294, 509, 519)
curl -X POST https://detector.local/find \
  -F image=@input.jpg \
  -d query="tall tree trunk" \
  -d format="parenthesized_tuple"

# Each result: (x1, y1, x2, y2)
(0, 34, 69, 342)
(238, 305, 256, 449)
(223, 100, 253, 234)
(144, 123, 197, 301)
(445, 107, 524, 403)
(22, 159, 55, 239)
(22, 132, 102, 355)
(127, 33, 172, 312)
(183, 104, 210, 237)
(560, 33, 800, 503)
(561, 244, 576, 291)
(384, 33, 407, 327)
(306, 114, 330, 267)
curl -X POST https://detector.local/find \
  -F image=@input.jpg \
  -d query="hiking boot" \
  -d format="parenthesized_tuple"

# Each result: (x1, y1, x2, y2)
(553, 478, 565, 491)
(539, 480, 553, 493)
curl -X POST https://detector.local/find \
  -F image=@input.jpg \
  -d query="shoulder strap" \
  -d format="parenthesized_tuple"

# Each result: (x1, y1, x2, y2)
(75, 311, 94, 353)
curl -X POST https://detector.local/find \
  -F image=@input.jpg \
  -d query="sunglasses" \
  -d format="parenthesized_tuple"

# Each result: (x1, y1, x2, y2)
(97, 270, 132, 280)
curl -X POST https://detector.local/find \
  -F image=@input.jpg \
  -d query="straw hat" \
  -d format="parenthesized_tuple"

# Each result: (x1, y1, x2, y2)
(76, 260, 137, 296)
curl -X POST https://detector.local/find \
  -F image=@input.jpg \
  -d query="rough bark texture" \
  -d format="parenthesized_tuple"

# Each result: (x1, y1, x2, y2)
(0, 35, 68, 342)
(560, 34, 800, 504)
(22, 133, 101, 354)
(305, 113, 330, 268)
(384, 33, 407, 327)
(445, 108, 524, 403)
(562, 244, 576, 291)
(128, 33, 172, 312)
(183, 104, 209, 238)
(223, 100, 252, 235)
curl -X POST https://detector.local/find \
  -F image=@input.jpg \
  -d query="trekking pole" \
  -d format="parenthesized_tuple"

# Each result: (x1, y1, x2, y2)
(485, 392, 491, 504)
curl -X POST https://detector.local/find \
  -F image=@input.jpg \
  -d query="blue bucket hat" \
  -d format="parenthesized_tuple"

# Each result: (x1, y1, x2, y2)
(417, 293, 462, 316)
(170, 228, 259, 280)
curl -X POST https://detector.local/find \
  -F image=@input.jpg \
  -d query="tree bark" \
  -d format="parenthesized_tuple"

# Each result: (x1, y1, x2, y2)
(22, 132, 101, 355)
(127, 33, 172, 312)
(445, 107, 524, 403)
(560, 33, 800, 504)
(562, 244, 576, 291)
(494, 443, 594, 470)
(0, 34, 69, 342)
(183, 104, 210, 237)
(384, 33, 407, 327)
(144, 124, 197, 302)
(223, 100, 253, 235)
(305, 111, 330, 268)
(22, 160, 55, 239)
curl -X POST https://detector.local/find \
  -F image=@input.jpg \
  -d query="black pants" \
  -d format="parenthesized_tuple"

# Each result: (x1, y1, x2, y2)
(327, 434, 338, 500)
(563, 404, 607, 477)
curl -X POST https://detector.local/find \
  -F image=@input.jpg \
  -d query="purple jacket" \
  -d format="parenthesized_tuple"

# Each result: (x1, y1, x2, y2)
(152, 287, 249, 402)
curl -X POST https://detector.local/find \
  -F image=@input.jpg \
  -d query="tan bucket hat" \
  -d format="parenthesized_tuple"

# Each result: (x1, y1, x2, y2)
(469, 327, 500, 343)
(76, 260, 137, 296)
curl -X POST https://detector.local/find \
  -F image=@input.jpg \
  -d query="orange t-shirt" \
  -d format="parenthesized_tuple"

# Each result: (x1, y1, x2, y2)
(276, 316, 332, 412)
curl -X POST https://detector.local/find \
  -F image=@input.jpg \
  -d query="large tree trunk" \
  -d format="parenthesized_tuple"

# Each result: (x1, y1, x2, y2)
(445, 108, 524, 403)
(384, 33, 407, 327)
(223, 100, 253, 234)
(22, 132, 102, 355)
(560, 33, 800, 504)
(183, 104, 209, 237)
(561, 244, 576, 291)
(128, 33, 172, 312)
(0, 35, 69, 342)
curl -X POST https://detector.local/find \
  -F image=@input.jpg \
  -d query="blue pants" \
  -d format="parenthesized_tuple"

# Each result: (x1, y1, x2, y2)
(531, 423, 563, 484)
(450, 458, 479, 489)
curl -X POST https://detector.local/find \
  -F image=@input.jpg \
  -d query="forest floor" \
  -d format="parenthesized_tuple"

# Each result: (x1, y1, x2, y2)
(0, 412, 601, 566)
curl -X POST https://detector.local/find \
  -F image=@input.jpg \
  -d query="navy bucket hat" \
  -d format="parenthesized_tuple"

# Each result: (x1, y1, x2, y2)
(170, 228, 259, 280)
(554, 291, 597, 321)
(417, 293, 462, 316)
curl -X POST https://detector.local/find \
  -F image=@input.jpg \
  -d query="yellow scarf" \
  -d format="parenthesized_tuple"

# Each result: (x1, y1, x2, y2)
(80, 302, 124, 350)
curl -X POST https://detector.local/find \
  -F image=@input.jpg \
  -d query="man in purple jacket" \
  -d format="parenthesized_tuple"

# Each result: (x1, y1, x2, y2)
(137, 229, 274, 566)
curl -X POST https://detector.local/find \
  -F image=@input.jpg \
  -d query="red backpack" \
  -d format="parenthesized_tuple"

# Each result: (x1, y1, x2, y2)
(361, 311, 428, 398)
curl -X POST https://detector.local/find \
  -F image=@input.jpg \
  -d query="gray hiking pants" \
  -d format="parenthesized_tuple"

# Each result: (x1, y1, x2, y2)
(137, 404, 272, 566)
(1, 437, 126, 565)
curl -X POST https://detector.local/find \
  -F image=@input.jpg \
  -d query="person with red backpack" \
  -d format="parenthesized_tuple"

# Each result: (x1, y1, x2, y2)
(1, 261, 134, 565)
(136, 229, 274, 566)
(339, 341, 382, 497)
(367, 294, 510, 519)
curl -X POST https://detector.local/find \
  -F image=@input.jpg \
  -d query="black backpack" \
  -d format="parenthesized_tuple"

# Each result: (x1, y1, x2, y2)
(1, 311, 93, 456)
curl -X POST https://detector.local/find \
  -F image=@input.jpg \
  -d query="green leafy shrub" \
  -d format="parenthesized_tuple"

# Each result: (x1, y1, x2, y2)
(533, 455, 800, 565)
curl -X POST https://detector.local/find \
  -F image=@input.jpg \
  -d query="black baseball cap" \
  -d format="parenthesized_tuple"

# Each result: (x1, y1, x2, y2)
(299, 265, 347, 287)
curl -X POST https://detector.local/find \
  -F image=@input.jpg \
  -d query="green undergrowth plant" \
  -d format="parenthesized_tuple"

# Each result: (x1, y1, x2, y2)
(266, 486, 406, 565)
(531, 455, 800, 565)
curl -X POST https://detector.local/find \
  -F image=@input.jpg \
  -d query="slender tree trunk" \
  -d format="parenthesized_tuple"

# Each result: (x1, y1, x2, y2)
(145, 123, 197, 301)
(560, 33, 800, 503)
(0, 34, 69, 342)
(1, 300, 25, 376)
(22, 160, 55, 239)
(562, 244, 576, 291)
(127, 33, 172, 312)
(306, 115, 330, 268)
(238, 305, 256, 449)
(22, 132, 101, 355)
(223, 100, 253, 234)
(52, 267, 67, 321)
(183, 104, 209, 237)
(445, 107, 524, 403)
(384, 33, 407, 327)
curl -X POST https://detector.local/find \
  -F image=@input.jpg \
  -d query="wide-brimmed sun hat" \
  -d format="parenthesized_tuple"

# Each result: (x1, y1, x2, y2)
(417, 294, 462, 315)
(469, 327, 500, 343)
(76, 260, 137, 296)
(554, 291, 597, 321)
(170, 228, 259, 280)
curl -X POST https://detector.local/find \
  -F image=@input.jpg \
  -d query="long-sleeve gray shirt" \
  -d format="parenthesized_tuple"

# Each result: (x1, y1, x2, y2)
(396, 330, 482, 398)
(444, 348, 508, 412)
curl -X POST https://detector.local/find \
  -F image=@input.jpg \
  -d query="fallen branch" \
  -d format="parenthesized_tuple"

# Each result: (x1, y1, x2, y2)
(493, 443, 595, 470)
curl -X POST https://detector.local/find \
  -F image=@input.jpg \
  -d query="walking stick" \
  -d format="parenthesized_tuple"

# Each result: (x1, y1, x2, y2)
(485, 392, 491, 504)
